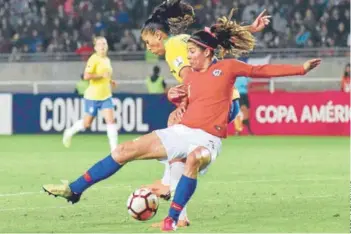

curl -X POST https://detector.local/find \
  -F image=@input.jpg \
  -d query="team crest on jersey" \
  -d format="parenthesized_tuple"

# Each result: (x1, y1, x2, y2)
(173, 56, 184, 68)
(212, 69, 222, 77)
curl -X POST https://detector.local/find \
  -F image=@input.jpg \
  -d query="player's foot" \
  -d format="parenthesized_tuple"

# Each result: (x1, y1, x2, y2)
(152, 218, 190, 228)
(42, 181, 81, 204)
(142, 181, 171, 201)
(177, 219, 190, 227)
(161, 216, 177, 232)
(62, 129, 72, 148)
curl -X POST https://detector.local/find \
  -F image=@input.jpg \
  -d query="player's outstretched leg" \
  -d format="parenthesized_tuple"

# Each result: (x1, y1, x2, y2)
(62, 119, 85, 148)
(101, 101, 118, 152)
(62, 115, 94, 148)
(161, 146, 211, 231)
(43, 132, 167, 203)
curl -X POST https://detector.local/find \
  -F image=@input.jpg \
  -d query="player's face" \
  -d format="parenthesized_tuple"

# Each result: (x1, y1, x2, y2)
(141, 31, 166, 56)
(187, 42, 211, 71)
(95, 38, 108, 55)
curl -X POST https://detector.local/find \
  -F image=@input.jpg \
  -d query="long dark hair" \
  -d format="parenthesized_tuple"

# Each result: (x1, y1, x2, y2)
(141, 0, 195, 36)
(189, 9, 255, 58)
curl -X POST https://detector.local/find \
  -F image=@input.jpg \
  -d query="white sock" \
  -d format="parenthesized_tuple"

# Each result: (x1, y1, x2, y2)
(66, 119, 85, 136)
(107, 123, 118, 152)
(161, 161, 171, 186)
(169, 162, 188, 221)
(179, 206, 188, 222)
(169, 162, 185, 192)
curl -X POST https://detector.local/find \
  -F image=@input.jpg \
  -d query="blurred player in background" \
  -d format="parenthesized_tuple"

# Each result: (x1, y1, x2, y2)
(341, 63, 350, 92)
(42, 10, 320, 232)
(235, 75, 253, 135)
(140, 0, 270, 227)
(62, 36, 118, 152)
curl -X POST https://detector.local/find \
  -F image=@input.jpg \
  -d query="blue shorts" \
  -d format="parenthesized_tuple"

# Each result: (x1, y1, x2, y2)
(84, 97, 114, 117)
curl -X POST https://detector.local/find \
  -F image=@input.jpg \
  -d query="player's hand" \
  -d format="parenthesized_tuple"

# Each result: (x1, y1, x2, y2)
(167, 84, 187, 102)
(110, 80, 117, 88)
(141, 181, 171, 201)
(249, 9, 271, 33)
(168, 106, 186, 126)
(303, 58, 321, 74)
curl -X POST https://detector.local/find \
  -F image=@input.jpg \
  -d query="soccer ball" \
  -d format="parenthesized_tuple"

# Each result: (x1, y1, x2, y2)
(127, 188, 159, 221)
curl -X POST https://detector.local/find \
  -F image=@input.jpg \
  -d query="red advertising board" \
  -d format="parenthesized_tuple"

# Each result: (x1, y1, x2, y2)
(247, 91, 350, 136)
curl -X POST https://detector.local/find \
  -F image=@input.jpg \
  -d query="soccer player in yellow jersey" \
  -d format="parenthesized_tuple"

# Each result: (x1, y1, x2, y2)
(62, 37, 118, 152)
(139, 0, 270, 228)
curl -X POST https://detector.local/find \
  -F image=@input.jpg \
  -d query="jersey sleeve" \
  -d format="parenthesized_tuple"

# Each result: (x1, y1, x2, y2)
(166, 38, 190, 82)
(230, 59, 306, 79)
(84, 55, 97, 74)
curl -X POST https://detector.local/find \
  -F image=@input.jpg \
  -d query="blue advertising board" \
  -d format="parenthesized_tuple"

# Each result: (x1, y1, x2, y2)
(12, 94, 175, 134)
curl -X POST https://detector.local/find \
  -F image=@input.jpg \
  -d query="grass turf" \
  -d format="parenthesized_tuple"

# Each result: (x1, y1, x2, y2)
(0, 135, 349, 233)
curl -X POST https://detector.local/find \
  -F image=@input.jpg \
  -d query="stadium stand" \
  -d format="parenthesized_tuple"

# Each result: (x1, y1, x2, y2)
(0, 0, 349, 54)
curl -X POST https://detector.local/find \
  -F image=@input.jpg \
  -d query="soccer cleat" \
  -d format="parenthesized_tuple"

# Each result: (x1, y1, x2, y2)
(161, 216, 177, 232)
(142, 181, 171, 201)
(152, 218, 189, 229)
(177, 219, 190, 227)
(42, 181, 81, 204)
(62, 129, 72, 148)
(160, 191, 171, 201)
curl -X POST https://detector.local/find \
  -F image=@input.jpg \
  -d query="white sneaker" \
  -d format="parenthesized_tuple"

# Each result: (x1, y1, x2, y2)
(62, 129, 72, 148)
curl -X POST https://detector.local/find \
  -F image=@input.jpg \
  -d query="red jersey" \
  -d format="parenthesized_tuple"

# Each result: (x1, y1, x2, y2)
(180, 59, 305, 138)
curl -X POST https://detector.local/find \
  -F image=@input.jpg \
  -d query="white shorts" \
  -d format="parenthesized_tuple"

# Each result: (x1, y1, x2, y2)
(155, 124, 222, 175)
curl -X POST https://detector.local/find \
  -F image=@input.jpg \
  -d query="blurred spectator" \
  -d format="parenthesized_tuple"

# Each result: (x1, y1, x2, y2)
(295, 25, 311, 47)
(0, 0, 348, 54)
(145, 65, 166, 94)
(341, 63, 350, 92)
(75, 41, 93, 60)
(116, 29, 137, 52)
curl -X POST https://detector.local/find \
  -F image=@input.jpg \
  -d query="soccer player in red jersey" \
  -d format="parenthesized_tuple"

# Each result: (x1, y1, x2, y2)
(42, 10, 321, 232)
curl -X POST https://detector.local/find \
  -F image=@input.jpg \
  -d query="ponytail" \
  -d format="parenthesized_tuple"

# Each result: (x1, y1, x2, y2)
(210, 9, 255, 58)
(142, 0, 195, 35)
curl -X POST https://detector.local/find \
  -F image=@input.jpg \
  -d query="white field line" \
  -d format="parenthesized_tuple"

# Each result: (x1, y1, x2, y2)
(0, 177, 346, 198)
(0, 194, 337, 212)
(0, 178, 345, 213)
(0, 184, 133, 197)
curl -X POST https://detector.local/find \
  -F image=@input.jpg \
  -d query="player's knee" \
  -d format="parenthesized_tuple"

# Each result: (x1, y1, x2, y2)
(83, 121, 92, 128)
(186, 154, 200, 169)
(185, 147, 211, 175)
(111, 141, 137, 165)
(83, 117, 93, 128)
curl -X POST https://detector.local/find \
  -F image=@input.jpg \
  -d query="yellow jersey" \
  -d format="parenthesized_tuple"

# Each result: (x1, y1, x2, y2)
(165, 34, 190, 83)
(164, 34, 240, 100)
(84, 53, 113, 100)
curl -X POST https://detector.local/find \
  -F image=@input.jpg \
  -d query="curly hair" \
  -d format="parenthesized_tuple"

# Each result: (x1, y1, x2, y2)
(142, 0, 195, 35)
(207, 9, 255, 58)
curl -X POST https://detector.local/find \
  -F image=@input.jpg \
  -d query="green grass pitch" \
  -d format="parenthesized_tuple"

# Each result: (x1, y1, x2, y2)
(0, 135, 349, 233)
